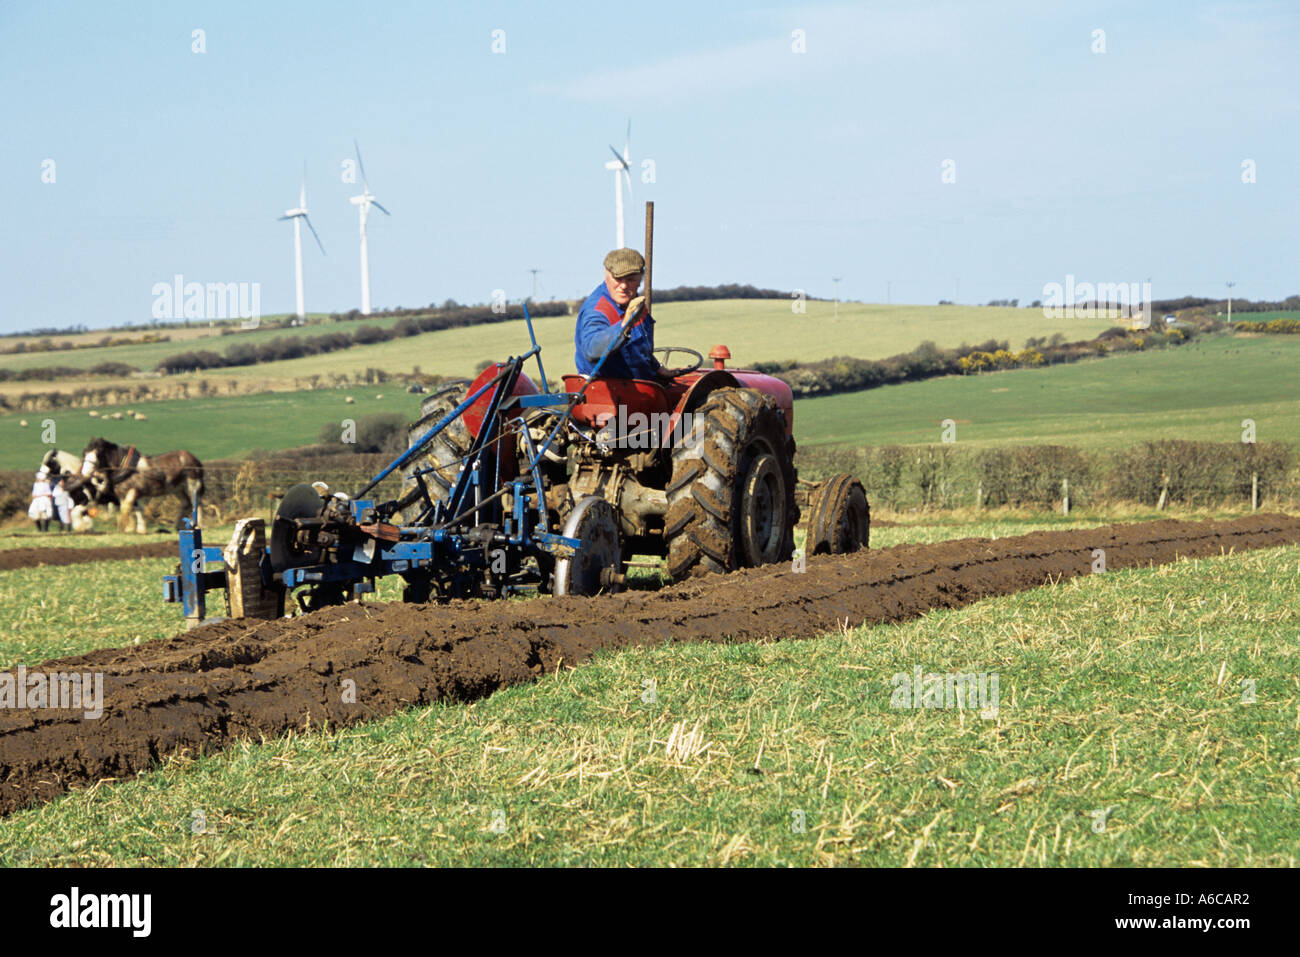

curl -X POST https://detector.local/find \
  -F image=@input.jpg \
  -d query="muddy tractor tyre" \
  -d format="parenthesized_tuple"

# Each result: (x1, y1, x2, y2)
(806, 473, 870, 555)
(396, 383, 474, 514)
(664, 388, 798, 580)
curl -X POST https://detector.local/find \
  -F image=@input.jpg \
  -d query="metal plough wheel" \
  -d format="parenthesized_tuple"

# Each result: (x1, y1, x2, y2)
(553, 496, 623, 596)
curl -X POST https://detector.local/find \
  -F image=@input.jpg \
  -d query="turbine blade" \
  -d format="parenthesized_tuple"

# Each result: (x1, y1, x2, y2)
(304, 215, 325, 255)
(371, 200, 391, 216)
(354, 138, 370, 192)
(609, 144, 629, 169)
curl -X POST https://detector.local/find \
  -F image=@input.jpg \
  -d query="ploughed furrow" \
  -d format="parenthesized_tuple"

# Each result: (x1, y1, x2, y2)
(0, 542, 177, 571)
(2, 513, 1298, 816)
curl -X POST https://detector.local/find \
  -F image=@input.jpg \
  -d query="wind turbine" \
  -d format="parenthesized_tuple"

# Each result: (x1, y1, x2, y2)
(349, 140, 391, 315)
(604, 120, 633, 248)
(278, 164, 325, 320)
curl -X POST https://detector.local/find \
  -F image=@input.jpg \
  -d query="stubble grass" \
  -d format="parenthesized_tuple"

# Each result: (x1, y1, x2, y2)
(1, 513, 1295, 866)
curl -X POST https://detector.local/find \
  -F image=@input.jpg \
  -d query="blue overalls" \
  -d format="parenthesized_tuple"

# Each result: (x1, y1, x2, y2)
(574, 282, 658, 379)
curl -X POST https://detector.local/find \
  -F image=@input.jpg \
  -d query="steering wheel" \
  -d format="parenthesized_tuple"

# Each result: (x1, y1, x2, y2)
(653, 346, 704, 377)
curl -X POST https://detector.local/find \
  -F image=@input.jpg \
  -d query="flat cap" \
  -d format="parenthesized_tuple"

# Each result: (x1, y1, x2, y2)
(604, 248, 645, 278)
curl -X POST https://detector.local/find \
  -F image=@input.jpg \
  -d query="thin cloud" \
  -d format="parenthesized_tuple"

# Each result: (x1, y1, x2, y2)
(538, 38, 786, 105)
(538, 2, 970, 105)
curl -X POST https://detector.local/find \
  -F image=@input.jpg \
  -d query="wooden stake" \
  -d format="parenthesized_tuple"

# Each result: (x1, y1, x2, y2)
(643, 201, 654, 316)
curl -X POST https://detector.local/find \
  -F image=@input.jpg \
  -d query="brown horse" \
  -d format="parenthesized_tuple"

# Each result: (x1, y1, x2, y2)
(78, 437, 205, 532)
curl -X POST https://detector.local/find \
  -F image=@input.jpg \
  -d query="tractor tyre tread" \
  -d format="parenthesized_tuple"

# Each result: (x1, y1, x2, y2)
(400, 384, 474, 512)
(665, 387, 796, 581)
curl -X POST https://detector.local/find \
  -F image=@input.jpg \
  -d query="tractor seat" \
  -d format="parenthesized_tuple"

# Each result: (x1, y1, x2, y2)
(562, 374, 669, 430)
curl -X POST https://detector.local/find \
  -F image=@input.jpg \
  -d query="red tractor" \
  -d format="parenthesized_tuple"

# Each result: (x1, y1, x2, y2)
(163, 203, 869, 623)
(399, 340, 869, 594)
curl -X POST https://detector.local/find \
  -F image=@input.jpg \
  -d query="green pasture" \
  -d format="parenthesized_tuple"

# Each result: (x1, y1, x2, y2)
(0, 313, 381, 374)
(796, 335, 1300, 450)
(0, 388, 417, 470)
(1231, 311, 1300, 323)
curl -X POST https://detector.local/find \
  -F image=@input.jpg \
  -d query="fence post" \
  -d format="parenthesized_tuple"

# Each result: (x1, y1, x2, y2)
(1062, 478, 1070, 516)
(976, 481, 983, 510)
(1251, 471, 1258, 512)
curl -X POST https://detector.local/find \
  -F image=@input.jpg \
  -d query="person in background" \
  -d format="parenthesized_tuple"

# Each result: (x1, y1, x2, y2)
(28, 467, 54, 532)
(52, 474, 73, 532)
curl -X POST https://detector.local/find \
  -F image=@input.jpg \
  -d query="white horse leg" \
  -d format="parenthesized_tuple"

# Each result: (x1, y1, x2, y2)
(71, 505, 93, 533)
(119, 488, 138, 533)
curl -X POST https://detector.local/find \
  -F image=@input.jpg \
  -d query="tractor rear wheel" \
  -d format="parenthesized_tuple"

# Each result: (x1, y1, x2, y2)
(664, 388, 797, 580)
(396, 383, 473, 516)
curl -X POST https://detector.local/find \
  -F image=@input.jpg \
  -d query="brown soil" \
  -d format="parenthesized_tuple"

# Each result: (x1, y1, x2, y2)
(2, 513, 1298, 817)
(0, 542, 176, 571)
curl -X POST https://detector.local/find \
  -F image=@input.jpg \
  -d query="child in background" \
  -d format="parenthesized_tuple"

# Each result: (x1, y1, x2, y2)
(28, 468, 54, 532)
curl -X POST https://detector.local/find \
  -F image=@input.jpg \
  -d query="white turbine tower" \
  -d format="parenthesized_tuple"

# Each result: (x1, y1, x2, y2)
(278, 165, 325, 320)
(604, 120, 633, 248)
(349, 140, 391, 315)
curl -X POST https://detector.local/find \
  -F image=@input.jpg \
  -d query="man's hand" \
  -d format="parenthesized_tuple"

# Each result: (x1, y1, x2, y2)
(623, 295, 646, 328)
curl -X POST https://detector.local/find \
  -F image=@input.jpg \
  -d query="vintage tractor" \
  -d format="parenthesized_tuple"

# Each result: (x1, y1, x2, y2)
(394, 340, 869, 591)
(163, 205, 868, 624)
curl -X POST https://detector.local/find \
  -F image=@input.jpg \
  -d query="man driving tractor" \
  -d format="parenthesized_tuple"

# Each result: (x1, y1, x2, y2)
(574, 248, 674, 381)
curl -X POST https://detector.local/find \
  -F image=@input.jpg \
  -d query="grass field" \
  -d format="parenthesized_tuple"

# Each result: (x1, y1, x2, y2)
(1, 510, 1295, 866)
(0, 529, 177, 551)
(1231, 311, 1300, 323)
(0, 314, 335, 350)
(796, 334, 1300, 450)
(0, 387, 416, 469)
(3, 329, 1296, 470)
(0, 299, 1116, 391)
(0, 313, 391, 374)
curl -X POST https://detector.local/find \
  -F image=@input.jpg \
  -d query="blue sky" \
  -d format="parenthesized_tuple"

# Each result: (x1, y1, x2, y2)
(1, 0, 1296, 332)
